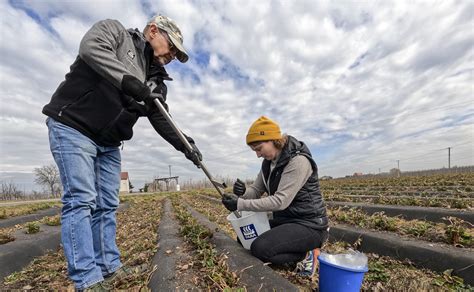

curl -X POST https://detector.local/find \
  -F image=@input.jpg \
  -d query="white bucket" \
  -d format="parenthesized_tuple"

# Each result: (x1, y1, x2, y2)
(226, 211, 271, 250)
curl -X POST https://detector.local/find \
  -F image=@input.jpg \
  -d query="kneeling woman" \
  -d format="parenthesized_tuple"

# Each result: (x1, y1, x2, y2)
(222, 116, 329, 276)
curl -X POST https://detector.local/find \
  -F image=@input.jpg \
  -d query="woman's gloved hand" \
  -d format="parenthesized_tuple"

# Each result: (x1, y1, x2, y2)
(233, 178, 246, 197)
(222, 193, 239, 212)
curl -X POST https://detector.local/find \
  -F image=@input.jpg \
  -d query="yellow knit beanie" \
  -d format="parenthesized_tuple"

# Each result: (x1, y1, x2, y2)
(246, 116, 282, 145)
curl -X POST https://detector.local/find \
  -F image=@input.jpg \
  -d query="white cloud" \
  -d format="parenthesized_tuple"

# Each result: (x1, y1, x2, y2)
(0, 0, 472, 192)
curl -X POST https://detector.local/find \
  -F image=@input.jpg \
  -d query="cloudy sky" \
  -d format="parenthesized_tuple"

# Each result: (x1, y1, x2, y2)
(0, 0, 473, 192)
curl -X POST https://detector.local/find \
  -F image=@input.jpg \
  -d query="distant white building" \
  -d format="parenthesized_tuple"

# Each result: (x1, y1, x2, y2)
(120, 172, 130, 193)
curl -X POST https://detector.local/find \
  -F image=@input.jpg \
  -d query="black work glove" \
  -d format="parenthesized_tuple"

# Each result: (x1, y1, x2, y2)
(146, 92, 165, 107)
(233, 178, 246, 197)
(184, 137, 202, 168)
(147, 79, 167, 107)
(122, 75, 165, 106)
(222, 193, 239, 212)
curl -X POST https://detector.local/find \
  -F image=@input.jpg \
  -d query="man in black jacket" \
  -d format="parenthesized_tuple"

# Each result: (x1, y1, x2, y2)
(43, 15, 201, 290)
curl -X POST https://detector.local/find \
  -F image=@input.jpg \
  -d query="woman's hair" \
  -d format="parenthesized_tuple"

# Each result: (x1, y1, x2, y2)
(272, 134, 288, 150)
(248, 134, 288, 149)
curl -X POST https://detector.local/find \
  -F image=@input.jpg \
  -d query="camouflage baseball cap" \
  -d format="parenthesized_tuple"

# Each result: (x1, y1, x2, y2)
(148, 15, 188, 63)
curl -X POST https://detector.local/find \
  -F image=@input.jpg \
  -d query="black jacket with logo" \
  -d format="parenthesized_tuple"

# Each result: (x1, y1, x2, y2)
(42, 19, 188, 151)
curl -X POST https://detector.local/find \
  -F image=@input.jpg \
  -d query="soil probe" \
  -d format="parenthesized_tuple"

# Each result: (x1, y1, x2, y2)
(147, 81, 241, 218)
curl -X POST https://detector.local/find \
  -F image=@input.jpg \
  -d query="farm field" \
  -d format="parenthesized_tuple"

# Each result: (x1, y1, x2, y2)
(322, 173, 474, 209)
(185, 193, 472, 291)
(203, 173, 474, 209)
(0, 173, 473, 290)
(1, 195, 162, 290)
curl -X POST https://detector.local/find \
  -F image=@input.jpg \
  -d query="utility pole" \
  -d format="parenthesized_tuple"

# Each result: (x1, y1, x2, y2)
(396, 160, 400, 178)
(448, 147, 451, 169)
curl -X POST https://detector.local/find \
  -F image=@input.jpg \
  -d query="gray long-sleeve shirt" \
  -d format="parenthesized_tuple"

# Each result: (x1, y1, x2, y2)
(236, 155, 313, 212)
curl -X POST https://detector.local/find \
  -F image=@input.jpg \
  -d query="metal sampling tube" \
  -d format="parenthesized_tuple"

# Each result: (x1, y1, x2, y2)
(147, 81, 241, 218)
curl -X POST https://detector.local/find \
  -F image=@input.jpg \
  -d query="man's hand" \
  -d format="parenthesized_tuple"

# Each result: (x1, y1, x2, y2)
(122, 75, 150, 101)
(222, 193, 239, 212)
(233, 178, 246, 197)
(145, 92, 165, 106)
(122, 75, 166, 106)
(184, 141, 202, 168)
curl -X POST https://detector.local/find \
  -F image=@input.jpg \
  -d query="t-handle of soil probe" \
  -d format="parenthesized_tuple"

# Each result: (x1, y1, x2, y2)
(146, 81, 241, 218)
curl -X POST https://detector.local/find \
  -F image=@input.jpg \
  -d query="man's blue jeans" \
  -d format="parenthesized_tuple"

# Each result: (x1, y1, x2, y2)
(47, 117, 122, 289)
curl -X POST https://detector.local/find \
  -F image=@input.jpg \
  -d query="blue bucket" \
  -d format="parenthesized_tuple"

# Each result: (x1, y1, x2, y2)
(318, 255, 368, 292)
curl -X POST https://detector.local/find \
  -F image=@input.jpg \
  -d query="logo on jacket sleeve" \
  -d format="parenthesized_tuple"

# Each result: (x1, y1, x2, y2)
(127, 50, 135, 59)
(240, 224, 258, 240)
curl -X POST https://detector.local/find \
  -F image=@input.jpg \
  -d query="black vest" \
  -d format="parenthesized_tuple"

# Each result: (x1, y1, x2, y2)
(262, 136, 328, 230)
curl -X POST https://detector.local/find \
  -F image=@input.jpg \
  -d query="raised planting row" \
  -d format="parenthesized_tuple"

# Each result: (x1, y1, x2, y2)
(0, 202, 61, 220)
(324, 194, 473, 209)
(321, 185, 474, 191)
(0, 206, 61, 229)
(328, 224, 474, 285)
(326, 201, 474, 224)
(172, 196, 299, 291)
(320, 173, 474, 188)
(327, 207, 473, 248)
(1, 195, 162, 290)
(199, 188, 473, 210)
(0, 222, 62, 280)
(149, 198, 207, 290)
(0, 214, 61, 248)
(187, 184, 474, 209)
(188, 193, 473, 290)
(323, 189, 473, 199)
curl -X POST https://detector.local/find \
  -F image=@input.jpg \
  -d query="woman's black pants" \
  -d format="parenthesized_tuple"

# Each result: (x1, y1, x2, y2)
(249, 220, 328, 265)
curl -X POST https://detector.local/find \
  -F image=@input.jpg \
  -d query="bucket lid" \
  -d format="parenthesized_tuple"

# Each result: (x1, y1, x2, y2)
(318, 255, 369, 273)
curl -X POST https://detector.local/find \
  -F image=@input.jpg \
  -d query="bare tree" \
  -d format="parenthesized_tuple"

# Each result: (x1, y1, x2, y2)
(34, 164, 62, 198)
(0, 181, 24, 200)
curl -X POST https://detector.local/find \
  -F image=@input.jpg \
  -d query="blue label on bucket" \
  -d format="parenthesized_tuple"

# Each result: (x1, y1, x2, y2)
(240, 224, 258, 240)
